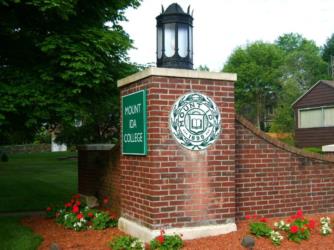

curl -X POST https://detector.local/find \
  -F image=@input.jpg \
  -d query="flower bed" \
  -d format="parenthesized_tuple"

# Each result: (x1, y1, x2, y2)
(46, 194, 117, 231)
(21, 211, 334, 250)
(244, 209, 334, 247)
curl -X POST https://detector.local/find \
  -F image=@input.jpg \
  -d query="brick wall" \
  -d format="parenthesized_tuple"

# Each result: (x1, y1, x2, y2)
(78, 145, 121, 214)
(236, 115, 334, 220)
(78, 69, 334, 232)
(119, 75, 236, 229)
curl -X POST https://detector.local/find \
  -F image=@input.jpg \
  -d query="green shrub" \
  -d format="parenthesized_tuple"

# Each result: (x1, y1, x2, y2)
(150, 230, 183, 250)
(1, 152, 8, 162)
(250, 222, 272, 237)
(92, 211, 117, 230)
(109, 235, 144, 250)
(286, 210, 312, 243)
(49, 194, 118, 231)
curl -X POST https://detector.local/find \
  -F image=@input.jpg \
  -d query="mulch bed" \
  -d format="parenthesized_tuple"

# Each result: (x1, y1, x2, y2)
(22, 213, 334, 250)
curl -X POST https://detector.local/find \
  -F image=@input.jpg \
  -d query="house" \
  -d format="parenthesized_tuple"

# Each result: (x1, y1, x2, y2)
(292, 80, 334, 147)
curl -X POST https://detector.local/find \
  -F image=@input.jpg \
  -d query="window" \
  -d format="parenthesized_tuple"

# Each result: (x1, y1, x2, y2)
(324, 107, 334, 126)
(299, 106, 334, 128)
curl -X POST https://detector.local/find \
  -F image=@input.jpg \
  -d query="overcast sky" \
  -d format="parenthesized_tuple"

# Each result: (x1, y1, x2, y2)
(123, 0, 334, 71)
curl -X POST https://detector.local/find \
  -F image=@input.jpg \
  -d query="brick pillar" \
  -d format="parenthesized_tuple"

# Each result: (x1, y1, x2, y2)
(117, 67, 237, 241)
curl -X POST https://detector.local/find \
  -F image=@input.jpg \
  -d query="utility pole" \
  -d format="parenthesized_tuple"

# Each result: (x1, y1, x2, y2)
(331, 55, 334, 79)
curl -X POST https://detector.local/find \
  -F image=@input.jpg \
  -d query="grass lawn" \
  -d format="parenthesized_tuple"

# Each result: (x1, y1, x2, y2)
(0, 151, 77, 212)
(303, 146, 323, 154)
(0, 217, 43, 250)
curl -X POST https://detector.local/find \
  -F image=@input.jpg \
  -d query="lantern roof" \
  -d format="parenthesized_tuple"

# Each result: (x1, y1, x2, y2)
(157, 3, 193, 25)
(164, 3, 184, 14)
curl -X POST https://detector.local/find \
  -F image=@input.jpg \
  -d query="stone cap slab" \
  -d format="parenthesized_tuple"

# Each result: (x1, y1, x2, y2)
(77, 144, 115, 151)
(117, 67, 237, 88)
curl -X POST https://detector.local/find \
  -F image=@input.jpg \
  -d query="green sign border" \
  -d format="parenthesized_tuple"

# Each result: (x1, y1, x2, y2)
(121, 89, 147, 156)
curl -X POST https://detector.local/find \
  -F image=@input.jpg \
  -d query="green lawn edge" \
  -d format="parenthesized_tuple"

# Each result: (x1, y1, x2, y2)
(0, 217, 43, 250)
(0, 151, 78, 212)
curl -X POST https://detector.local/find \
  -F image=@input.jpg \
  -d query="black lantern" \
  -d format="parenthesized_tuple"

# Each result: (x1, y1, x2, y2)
(156, 3, 193, 69)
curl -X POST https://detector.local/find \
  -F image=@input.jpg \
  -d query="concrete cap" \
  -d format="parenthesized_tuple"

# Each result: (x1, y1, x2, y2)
(117, 67, 237, 88)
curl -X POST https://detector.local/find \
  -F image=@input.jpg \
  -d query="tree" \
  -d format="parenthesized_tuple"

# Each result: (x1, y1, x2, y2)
(270, 33, 329, 133)
(0, 0, 141, 145)
(270, 79, 301, 133)
(276, 33, 329, 91)
(197, 65, 210, 72)
(322, 33, 334, 64)
(276, 33, 307, 53)
(223, 42, 284, 129)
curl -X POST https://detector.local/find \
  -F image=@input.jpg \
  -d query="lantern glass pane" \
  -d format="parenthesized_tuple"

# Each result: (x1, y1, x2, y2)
(164, 23, 175, 57)
(178, 24, 188, 57)
(189, 26, 193, 59)
(157, 27, 163, 59)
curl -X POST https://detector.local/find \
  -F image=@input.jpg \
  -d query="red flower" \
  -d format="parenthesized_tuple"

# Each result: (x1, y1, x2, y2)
(88, 212, 94, 218)
(245, 214, 251, 220)
(301, 227, 305, 233)
(260, 217, 267, 223)
(307, 219, 316, 229)
(109, 212, 117, 219)
(290, 225, 299, 234)
(252, 214, 258, 219)
(156, 235, 164, 244)
(103, 197, 109, 204)
(73, 194, 81, 199)
(46, 207, 52, 212)
(296, 209, 303, 219)
(72, 205, 80, 213)
(76, 201, 81, 206)
(77, 213, 84, 220)
(65, 203, 71, 208)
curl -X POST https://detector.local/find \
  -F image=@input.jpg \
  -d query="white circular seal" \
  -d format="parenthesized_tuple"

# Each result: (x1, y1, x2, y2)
(170, 92, 221, 150)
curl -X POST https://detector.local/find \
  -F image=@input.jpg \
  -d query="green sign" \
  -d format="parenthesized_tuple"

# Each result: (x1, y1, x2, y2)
(122, 89, 147, 155)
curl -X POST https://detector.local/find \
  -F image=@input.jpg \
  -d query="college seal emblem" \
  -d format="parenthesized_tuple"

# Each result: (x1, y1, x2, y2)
(170, 92, 221, 150)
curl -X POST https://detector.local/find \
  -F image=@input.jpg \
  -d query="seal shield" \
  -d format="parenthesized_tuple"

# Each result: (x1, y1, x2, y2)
(170, 93, 221, 150)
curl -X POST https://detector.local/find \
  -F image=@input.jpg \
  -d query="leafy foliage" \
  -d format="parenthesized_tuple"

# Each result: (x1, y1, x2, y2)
(224, 41, 284, 129)
(197, 64, 210, 71)
(0, 0, 141, 145)
(224, 33, 330, 132)
(50, 194, 118, 231)
(109, 236, 145, 250)
(150, 230, 183, 250)
(270, 79, 301, 133)
(0, 152, 9, 162)
(92, 211, 117, 230)
(277, 33, 329, 91)
(322, 33, 334, 63)
(277, 210, 314, 244)
(249, 222, 272, 237)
